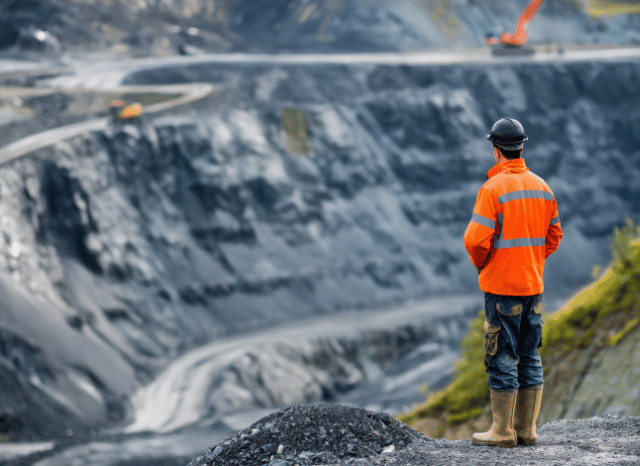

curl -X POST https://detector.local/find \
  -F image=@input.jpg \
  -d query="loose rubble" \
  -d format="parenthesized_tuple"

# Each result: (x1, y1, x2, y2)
(188, 403, 640, 466)
(187, 404, 418, 466)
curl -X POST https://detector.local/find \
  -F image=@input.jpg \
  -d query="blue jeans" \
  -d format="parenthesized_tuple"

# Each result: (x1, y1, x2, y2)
(483, 292, 544, 392)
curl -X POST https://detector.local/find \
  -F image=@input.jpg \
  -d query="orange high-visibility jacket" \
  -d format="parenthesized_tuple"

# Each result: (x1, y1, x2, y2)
(464, 158, 563, 296)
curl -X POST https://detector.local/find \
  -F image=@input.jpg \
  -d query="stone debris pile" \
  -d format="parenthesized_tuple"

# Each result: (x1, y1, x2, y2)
(187, 403, 419, 466)
(187, 404, 640, 466)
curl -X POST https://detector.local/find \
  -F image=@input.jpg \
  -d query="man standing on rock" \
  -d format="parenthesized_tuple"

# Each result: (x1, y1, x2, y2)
(464, 117, 563, 447)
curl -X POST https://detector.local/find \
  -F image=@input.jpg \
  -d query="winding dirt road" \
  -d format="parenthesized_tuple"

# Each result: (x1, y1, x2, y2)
(1, 44, 640, 465)
(0, 82, 215, 165)
(2, 44, 640, 166)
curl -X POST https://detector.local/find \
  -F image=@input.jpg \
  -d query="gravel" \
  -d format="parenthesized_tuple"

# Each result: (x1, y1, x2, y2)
(187, 403, 640, 466)
(187, 404, 418, 466)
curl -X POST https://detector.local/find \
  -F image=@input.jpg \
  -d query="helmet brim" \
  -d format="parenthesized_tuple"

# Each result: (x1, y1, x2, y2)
(487, 134, 526, 151)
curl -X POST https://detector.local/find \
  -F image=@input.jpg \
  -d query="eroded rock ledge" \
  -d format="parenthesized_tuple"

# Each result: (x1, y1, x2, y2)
(188, 403, 640, 466)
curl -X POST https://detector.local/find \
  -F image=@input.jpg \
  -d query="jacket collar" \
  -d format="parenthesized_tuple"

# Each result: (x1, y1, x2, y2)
(487, 158, 529, 180)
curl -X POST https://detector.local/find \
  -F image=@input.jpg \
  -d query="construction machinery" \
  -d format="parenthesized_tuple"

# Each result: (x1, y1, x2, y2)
(486, 0, 544, 55)
(486, 0, 640, 55)
(108, 100, 142, 123)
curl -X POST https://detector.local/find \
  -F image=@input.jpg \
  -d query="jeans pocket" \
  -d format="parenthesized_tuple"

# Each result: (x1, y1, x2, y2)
(496, 300, 523, 316)
(484, 320, 501, 357)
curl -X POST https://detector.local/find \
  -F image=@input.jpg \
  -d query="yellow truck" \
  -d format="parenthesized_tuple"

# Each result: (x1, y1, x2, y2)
(108, 100, 142, 123)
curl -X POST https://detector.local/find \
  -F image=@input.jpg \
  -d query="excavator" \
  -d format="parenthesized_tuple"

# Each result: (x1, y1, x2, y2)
(486, 0, 543, 55)
(486, 0, 640, 56)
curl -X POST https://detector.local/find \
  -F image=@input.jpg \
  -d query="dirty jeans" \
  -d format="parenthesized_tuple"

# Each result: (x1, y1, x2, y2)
(483, 292, 544, 392)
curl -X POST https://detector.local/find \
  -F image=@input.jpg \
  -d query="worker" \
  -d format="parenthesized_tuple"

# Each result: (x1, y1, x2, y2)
(464, 117, 563, 447)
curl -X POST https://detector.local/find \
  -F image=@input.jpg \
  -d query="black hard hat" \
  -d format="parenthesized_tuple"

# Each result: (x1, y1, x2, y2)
(487, 117, 528, 150)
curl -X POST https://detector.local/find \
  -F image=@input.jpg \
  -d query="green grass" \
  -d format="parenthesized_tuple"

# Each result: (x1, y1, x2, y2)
(399, 220, 640, 435)
(588, 0, 640, 17)
(541, 219, 640, 358)
(282, 109, 311, 155)
(609, 317, 640, 347)
(398, 311, 489, 427)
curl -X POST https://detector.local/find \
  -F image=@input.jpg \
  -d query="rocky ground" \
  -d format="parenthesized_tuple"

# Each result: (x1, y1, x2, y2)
(3, 50, 640, 443)
(188, 403, 640, 466)
(2, 0, 640, 60)
(3, 0, 640, 454)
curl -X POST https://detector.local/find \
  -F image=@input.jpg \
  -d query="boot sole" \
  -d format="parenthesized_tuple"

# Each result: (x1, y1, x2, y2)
(517, 437, 537, 446)
(472, 438, 517, 448)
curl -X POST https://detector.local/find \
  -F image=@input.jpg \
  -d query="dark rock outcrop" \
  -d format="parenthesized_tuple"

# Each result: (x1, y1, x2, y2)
(3, 54, 640, 440)
(188, 404, 418, 466)
(1, 0, 640, 57)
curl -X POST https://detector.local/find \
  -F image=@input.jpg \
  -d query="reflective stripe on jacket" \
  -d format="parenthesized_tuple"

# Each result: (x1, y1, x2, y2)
(464, 158, 563, 296)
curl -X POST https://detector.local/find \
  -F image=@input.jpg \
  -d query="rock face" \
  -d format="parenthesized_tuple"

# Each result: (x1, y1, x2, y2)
(2, 54, 640, 439)
(1, 0, 640, 457)
(187, 403, 640, 466)
(540, 316, 640, 425)
(0, 271, 137, 441)
(1, 0, 640, 56)
(562, 326, 640, 419)
(123, 297, 478, 434)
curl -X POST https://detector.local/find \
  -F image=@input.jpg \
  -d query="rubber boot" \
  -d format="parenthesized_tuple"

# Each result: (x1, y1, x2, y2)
(472, 389, 517, 447)
(514, 384, 543, 445)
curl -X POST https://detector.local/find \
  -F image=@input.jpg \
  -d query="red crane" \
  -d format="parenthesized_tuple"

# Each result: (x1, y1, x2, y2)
(486, 0, 544, 47)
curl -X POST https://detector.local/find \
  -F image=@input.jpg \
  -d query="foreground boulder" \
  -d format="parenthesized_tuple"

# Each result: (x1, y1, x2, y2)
(188, 403, 640, 466)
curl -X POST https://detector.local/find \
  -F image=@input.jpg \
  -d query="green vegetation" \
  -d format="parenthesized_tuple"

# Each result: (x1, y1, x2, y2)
(397, 311, 489, 429)
(609, 317, 640, 347)
(588, 0, 640, 17)
(425, 0, 461, 41)
(399, 220, 640, 437)
(542, 220, 640, 354)
(282, 109, 311, 155)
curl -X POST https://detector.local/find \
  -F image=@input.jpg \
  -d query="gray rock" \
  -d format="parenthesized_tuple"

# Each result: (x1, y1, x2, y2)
(206, 446, 224, 460)
(268, 460, 290, 466)
(188, 403, 640, 466)
(4, 54, 640, 441)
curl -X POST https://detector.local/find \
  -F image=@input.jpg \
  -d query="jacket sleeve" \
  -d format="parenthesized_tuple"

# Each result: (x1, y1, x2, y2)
(545, 199, 563, 258)
(464, 187, 498, 269)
